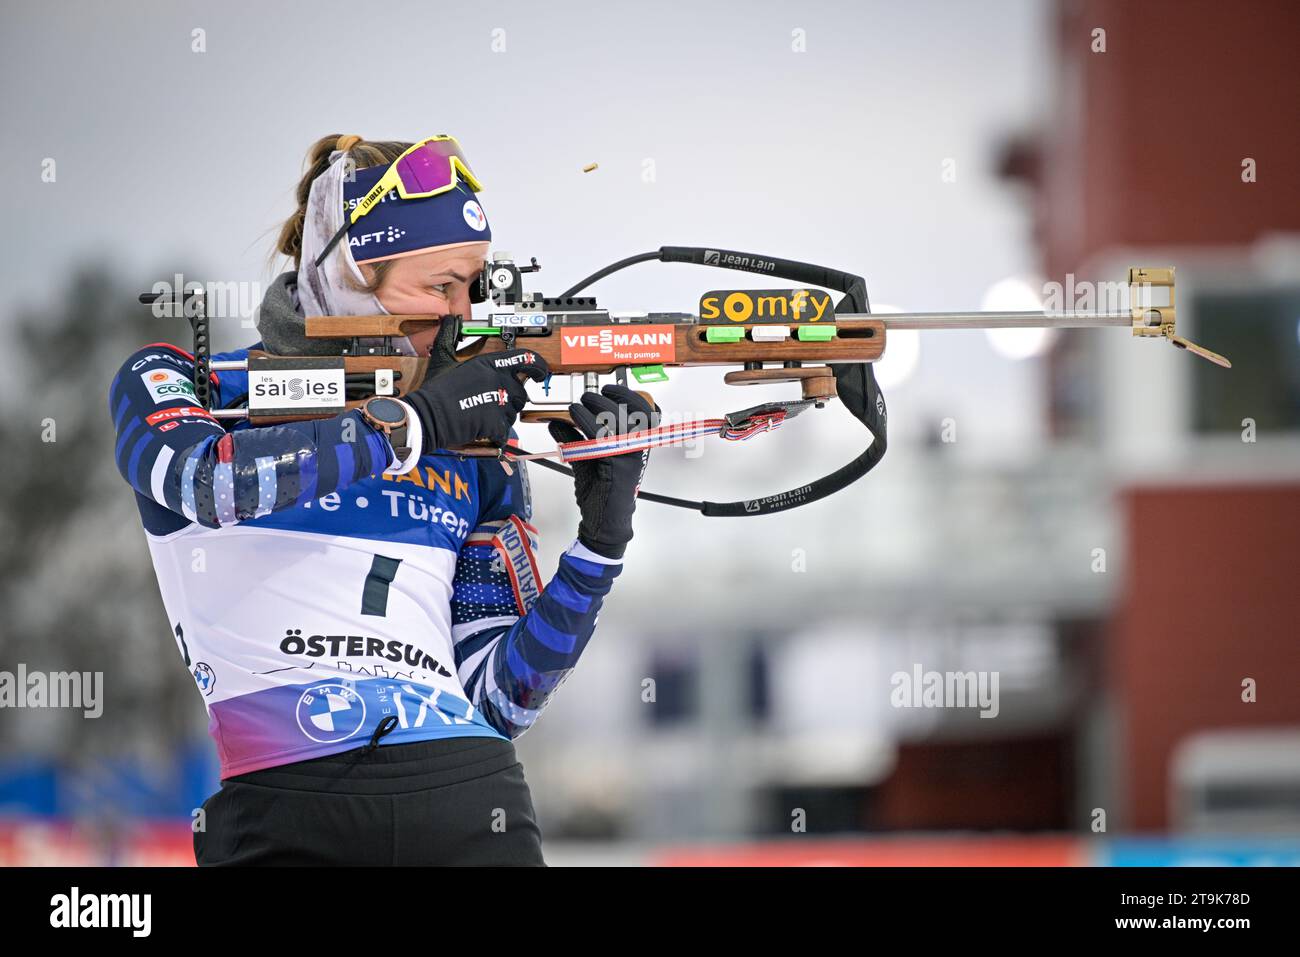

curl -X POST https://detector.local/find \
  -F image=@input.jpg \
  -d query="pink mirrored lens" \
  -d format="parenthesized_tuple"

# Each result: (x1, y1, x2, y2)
(395, 140, 469, 194)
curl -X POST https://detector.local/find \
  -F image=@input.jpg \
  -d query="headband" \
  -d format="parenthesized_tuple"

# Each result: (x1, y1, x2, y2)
(342, 163, 492, 264)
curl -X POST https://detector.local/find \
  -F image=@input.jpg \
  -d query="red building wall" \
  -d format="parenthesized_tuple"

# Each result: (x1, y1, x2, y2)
(1111, 483, 1300, 830)
(1039, 0, 1300, 279)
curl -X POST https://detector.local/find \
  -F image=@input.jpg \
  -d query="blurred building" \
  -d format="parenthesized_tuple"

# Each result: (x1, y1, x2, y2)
(999, 0, 1300, 834)
(520, 0, 1300, 854)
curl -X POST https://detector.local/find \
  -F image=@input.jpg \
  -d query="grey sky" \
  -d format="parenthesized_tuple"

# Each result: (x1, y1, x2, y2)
(3, 0, 1050, 451)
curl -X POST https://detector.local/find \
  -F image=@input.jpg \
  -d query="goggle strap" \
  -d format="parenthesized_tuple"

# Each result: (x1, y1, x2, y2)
(313, 219, 353, 269)
(311, 139, 481, 269)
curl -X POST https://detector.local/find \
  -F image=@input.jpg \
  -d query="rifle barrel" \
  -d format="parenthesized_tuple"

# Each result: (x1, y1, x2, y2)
(870, 311, 1132, 330)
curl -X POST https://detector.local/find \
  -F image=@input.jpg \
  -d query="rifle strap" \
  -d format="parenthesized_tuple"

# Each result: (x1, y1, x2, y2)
(506, 407, 791, 462)
(538, 245, 889, 516)
(502, 362, 887, 518)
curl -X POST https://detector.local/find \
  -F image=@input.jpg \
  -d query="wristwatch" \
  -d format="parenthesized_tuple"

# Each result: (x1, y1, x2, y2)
(361, 396, 412, 462)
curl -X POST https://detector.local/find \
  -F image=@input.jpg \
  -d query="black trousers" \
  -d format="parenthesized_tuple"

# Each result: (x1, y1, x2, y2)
(194, 736, 545, 866)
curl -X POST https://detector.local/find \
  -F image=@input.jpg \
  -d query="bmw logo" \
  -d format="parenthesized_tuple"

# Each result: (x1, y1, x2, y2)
(192, 662, 216, 696)
(295, 683, 367, 743)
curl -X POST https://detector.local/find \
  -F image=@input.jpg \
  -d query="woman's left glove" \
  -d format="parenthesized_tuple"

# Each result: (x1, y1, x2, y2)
(548, 384, 659, 560)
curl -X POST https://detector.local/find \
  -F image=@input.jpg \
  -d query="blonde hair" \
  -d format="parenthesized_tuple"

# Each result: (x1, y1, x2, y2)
(274, 134, 412, 292)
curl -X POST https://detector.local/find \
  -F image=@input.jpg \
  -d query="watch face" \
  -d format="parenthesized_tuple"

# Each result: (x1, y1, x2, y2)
(365, 397, 405, 426)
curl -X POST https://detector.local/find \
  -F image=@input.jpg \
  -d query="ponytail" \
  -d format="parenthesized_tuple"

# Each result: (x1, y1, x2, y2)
(274, 134, 413, 269)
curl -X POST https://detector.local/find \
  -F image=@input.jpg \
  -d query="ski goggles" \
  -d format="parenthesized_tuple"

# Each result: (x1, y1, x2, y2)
(315, 134, 484, 267)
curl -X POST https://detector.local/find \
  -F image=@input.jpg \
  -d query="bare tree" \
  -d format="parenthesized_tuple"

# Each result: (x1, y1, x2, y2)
(0, 265, 206, 781)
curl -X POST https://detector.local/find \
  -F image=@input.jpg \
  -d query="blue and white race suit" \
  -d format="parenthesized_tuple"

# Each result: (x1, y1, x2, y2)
(110, 341, 621, 778)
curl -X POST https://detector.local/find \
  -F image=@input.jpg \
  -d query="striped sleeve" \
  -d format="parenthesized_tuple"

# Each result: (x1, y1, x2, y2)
(450, 458, 623, 738)
(109, 345, 393, 529)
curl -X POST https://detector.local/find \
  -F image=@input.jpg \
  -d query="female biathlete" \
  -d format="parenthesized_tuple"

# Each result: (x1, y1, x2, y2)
(109, 133, 655, 865)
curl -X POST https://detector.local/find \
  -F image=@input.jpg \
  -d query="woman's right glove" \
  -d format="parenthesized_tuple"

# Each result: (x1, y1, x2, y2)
(548, 384, 659, 560)
(403, 349, 549, 452)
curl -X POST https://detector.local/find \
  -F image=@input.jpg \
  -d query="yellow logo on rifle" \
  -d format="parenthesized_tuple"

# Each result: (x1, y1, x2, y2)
(699, 289, 833, 323)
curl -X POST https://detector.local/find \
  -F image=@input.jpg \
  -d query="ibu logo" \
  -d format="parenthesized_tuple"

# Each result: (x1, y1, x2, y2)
(295, 682, 367, 743)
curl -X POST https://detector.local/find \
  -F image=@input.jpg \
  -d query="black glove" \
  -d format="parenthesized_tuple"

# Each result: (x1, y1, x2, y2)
(424, 313, 461, 374)
(404, 349, 548, 452)
(548, 384, 659, 560)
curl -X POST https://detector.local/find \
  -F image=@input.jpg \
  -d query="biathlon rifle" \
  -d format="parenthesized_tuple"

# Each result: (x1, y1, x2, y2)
(139, 248, 1229, 518)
